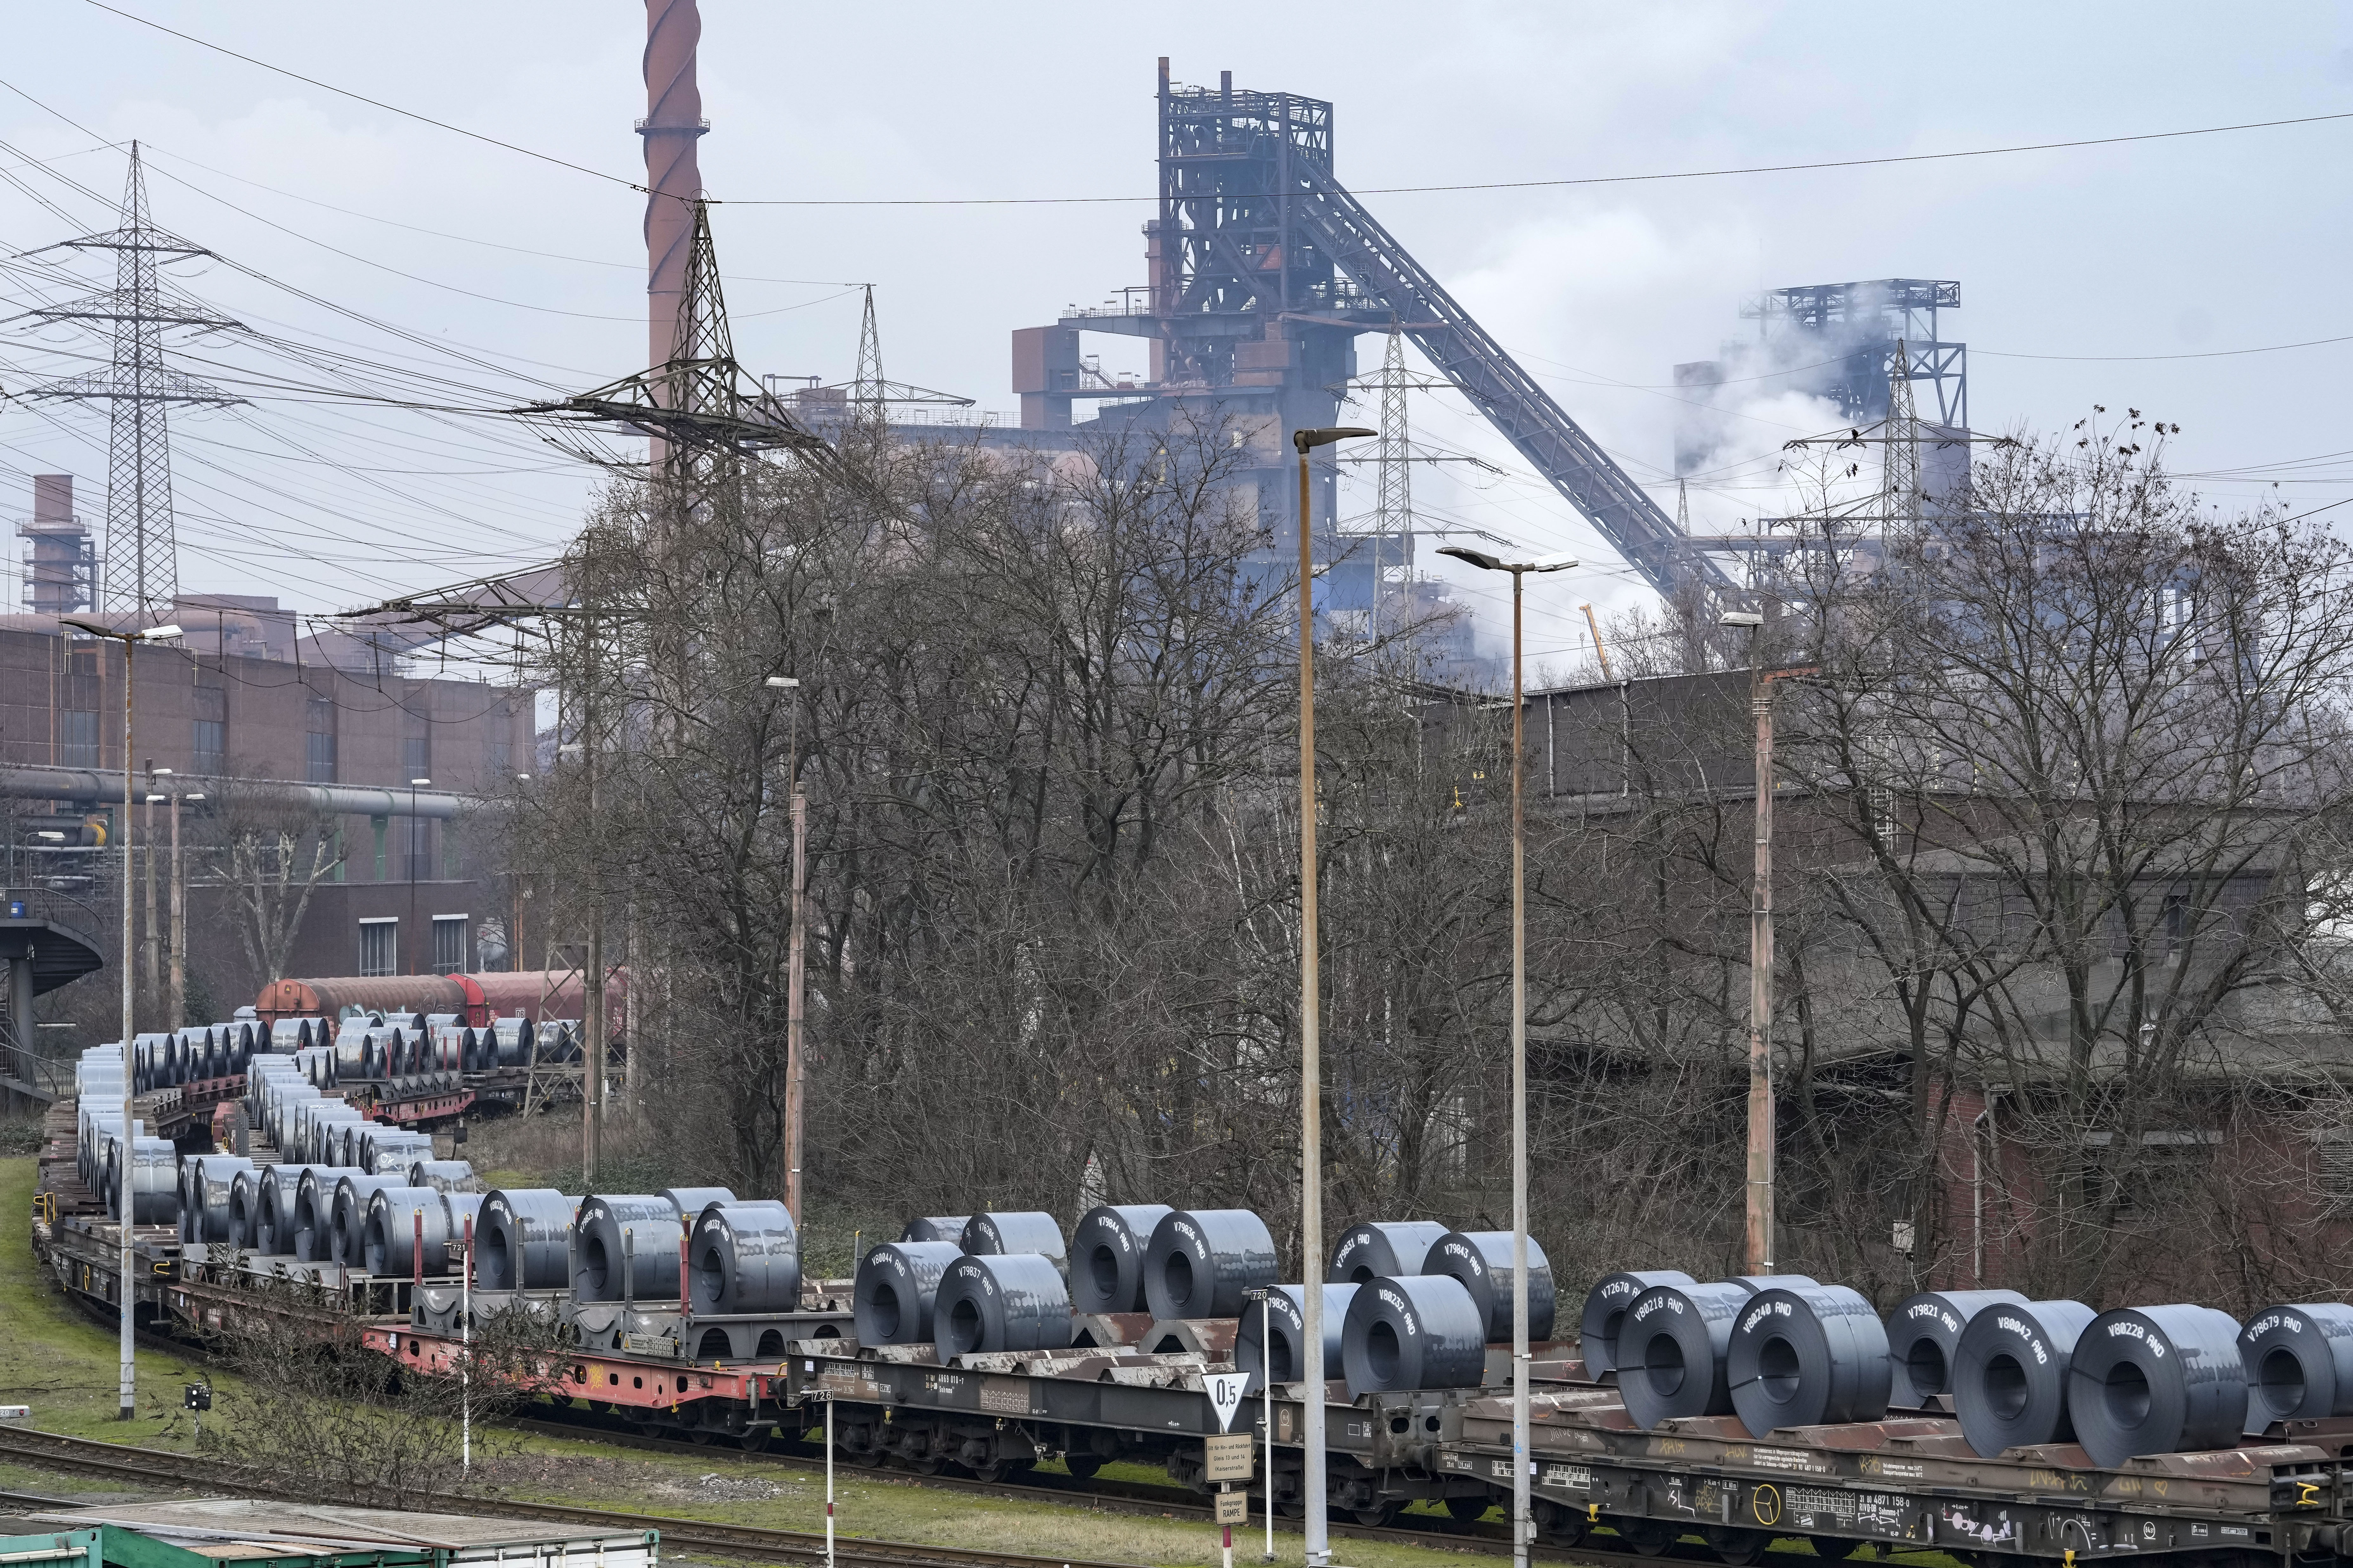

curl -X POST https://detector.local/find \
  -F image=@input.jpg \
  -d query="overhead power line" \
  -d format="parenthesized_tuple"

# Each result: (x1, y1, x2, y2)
(59, 5, 2353, 208)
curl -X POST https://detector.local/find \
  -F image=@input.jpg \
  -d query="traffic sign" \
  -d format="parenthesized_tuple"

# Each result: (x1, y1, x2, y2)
(1205, 1370, 1251, 1432)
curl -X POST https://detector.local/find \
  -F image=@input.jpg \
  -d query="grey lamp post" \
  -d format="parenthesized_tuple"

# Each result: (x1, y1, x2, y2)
(1291, 424, 1372, 1566)
(1435, 547, 1575, 1568)
(60, 616, 184, 1421)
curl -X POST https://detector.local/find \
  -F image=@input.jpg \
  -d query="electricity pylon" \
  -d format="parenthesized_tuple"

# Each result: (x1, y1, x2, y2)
(23, 143, 241, 623)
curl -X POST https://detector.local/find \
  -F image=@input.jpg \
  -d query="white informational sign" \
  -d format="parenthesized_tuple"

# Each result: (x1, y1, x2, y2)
(1205, 1371, 1252, 1433)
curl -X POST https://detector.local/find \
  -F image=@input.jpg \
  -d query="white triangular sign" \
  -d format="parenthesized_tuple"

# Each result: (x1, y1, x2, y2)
(1205, 1371, 1251, 1432)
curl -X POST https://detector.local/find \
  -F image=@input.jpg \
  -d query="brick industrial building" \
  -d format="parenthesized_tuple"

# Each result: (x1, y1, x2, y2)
(2, 481, 532, 1025)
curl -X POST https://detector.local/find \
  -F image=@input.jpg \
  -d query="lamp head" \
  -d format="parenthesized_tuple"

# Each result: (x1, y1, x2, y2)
(1438, 545, 1503, 573)
(764, 676, 800, 690)
(1720, 611, 1765, 628)
(1293, 426, 1376, 453)
(410, 778, 431, 787)
(139, 624, 184, 641)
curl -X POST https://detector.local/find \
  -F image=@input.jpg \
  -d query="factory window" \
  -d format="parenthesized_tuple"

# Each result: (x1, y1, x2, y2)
(371, 815, 388, 880)
(191, 719, 225, 776)
(60, 709, 98, 767)
(358, 918, 398, 978)
(489, 704, 514, 781)
(432, 916, 469, 975)
(405, 817, 433, 883)
(306, 697, 337, 783)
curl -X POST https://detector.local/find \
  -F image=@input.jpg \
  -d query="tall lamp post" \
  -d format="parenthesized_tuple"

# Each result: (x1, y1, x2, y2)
(1435, 546, 1574, 1568)
(764, 674, 806, 1229)
(61, 616, 184, 1422)
(1291, 423, 1371, 1568)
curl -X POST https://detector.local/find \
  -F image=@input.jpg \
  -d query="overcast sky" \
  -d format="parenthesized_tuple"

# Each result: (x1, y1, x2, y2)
(2, 2, 2346, 670)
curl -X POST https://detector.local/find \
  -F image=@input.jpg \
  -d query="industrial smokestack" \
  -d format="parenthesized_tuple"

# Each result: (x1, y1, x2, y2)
(640, 0, 706, 376)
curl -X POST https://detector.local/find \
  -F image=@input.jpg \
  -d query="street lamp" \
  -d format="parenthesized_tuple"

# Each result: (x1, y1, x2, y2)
(59, 616, 182, 1423)
(1436, 545, 1574, 1568)
(1290, 424, 1372, 1568)
(764, 675, 809, 1229)
(409, 779, 430, 976)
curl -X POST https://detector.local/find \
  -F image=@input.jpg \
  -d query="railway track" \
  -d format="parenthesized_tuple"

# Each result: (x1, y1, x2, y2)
(0, 1424, 1138, 1568)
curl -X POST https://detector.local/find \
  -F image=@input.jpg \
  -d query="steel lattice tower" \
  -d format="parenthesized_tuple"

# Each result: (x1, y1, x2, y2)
(24, 144, 239, 622)
(852, 285, 886, 429)
(1882, 339, 1922, 538)
(1372, 322, 1413, 634)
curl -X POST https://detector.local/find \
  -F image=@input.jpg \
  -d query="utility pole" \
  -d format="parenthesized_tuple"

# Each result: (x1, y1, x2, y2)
(165, 774, 186, 1028)
(1373, 322, 1412, 638)
(583, 659, 603, 1188)
(766, 674, 805, 1228)
(852, 286, 886, 431)
(1292, 424, 1372, 1568)
(140, 771, 158, 1026)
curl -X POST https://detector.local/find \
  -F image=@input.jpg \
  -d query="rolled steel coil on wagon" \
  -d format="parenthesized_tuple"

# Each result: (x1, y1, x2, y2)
(365, 1130, 433, 1176)
(293, 1168, 342, 1261)
(575, 1194, 685, 1303)
(1885, 1289, 2030, 1408)
(1143, 1209, 1278, 1321)
(933, 1252, 1073, 1357)
(1342, 1274, 1488, 1398)
(364, 1186, 452, 1276)
(690, 1201, 801, 1315)
(900, 1215, 969, 1244)
(227, 1168, 264, 1250)
(2240, 1303, 2353, 1432)
(332, 1173, 408, 1266)
(659, 1186, 736, 1221)
(1951, 1298, 2097, 1456)
(1327, 1220, 1450, 1284)
(188, 1155, 255, 1244)
(108, 1138, 179, 1225)
(411, 1160, 481, 1193)
(1237, 1284, 1355, 1393)
(491, 1016, 533, 1067)
(1725, 1283, 1892, 1436)
(854, 1241, 963, 1345)
(2067, 1304, 2248, 1468)
(1069, 1204, 1172, 1314)
(442, 1192, 487, 1250)
(268, 1086, 320, 1152)
(1426, 1230, 1557, 1343)
(479, 1189, 577, 1290)
(269, 1018, 304, 1051)
(175, 1161, 202, 1242)
(1580, 1270, 1697, 1376)
(254, 1165, 322, 1256)
(1616, 1281, 1754, 1428)
(961, 1211, 1068, 1265)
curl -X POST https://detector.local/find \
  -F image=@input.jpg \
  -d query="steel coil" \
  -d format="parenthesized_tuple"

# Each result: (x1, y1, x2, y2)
(410, 1160, 481, 1193)
(574, 1194, 683, 1303)
(900, 1215, 969, 1244)
(854, 1240, 962, 1344)
(1341, 1274, 1487, 1397)
(1952, 1298, 2097, 1456)
(1069, 1204, 1172, 1314)
(960, 1212, 1068, 1265)
(2067, 1304, 2247, 1467)
(254, 1164, 322, 1256)
(2240, 1303, 2353, 1432)
(1327, 1220, 1450, 1284)
(226, 1168, 264, 1250)
(933, 1252, 1073, 1357)
(189, 1155, 255, 1244)
(491, 1015, 533, 1067)
(690, 1201, 801, 1315)
(1579, 1270, 1697, 1376)
(1426, 1230, 1556, 1343)
(479, 1189, 578, 1290)
(1616, 1281, 1753, 1428)
(1142, 1208, 1278, 1321)
(332, 1173, 407, 1266)
(442, 1192, 487, 1253)
(1729, 1273, 1819, 1295)
(659, 1186, 737, 1223)
(363, 1186, 451, 1276)
(292, 1167, 342, 1261)
(1725, 1283, 1892, 1436)
(1237, 1283, 1354, 1393)
(1885, 1289, 2029, 1408)
(108, 1138, 178, 1225)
